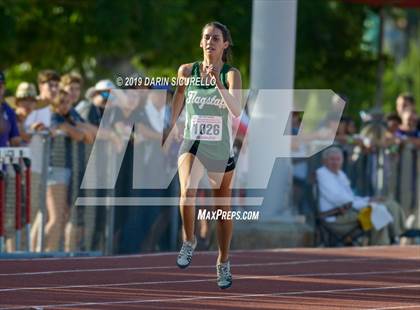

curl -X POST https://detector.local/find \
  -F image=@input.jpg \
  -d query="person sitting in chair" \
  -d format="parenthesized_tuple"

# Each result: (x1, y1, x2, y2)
(316, 147, 405, 245)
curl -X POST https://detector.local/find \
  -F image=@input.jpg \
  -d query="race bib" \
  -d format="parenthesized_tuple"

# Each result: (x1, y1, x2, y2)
(190, 115, 222, 141)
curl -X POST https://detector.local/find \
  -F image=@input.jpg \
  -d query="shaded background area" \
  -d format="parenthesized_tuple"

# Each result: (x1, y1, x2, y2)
(1, 0, 419, 116)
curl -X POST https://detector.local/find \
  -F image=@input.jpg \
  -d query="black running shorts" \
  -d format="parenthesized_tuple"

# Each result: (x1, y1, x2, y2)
(179, 140, 235, 173)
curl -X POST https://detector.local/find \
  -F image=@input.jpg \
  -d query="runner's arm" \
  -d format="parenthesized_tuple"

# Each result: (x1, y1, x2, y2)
(163, 64, 192, 147)
(170, 64, 191, 127)
(213, 67, 242, 117)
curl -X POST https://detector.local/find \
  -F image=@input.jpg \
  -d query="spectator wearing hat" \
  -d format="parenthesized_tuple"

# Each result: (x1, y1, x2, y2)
(76, 79, 115, 126)
(24, 70, 60, 130)
(14, 82, 41, 144)
(0, 71, 21, 147)
(74, 80, 125, 251)
(75, 79, 119, 153)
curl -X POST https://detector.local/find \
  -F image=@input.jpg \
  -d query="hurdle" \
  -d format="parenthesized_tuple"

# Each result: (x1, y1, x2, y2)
(0, 147, 31, 252)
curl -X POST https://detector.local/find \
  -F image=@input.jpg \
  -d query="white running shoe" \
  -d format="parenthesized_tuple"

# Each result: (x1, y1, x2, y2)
(176, 237, 197, 269)
(216, 260, 232, 289)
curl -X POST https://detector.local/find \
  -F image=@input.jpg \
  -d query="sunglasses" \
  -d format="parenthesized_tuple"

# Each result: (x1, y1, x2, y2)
(100, 91, 114, 101)
(101, 91, 110, 99)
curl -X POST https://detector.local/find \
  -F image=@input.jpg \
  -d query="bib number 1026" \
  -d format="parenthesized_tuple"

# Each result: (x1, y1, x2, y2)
(190, 115, 222, 141)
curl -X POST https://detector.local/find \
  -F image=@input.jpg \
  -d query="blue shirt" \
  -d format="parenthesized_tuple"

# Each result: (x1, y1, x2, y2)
(395, 128, 420, 139)
(51, 108, 85, 129)
(0, 102, 20, 147)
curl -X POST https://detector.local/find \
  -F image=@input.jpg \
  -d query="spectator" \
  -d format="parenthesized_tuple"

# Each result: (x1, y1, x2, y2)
(74, 80, 118, 148)
(386, 113, 402, 136)
(135, 87, 170, 252)
(60, 76, 97, 143)
(75, 80, 122, 252)
(395, 93, 419, 131)
(394, 109, 420, 231)
(76, 79, 115, 125)
(110, 87, 154, 253)
(24, 69, 60, 130)
(44, 88, 93, 251)
(58, 79, 96, 251)
(13, 82, 41, 144)
(0, 71, 21, 252)
(0, 71, 21, 147)
(384, 113, 402, 148)
(396, 109, 420, 148)
(359, 120, 387, 152)
(346, 118, 358, 135)
(335, 117, 350, 145)
(396, 93, 416, 116)
(290, 112, 309, 215)
(316, 147, 406, 245)
(60, 73, 83, 107)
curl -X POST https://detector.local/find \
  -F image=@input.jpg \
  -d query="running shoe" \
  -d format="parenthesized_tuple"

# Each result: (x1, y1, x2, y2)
(216, 260, 232, 289)
(176, 237, 197, 269)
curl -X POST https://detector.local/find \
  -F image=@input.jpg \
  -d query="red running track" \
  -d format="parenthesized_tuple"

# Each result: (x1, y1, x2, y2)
(0, 246, 419, 309)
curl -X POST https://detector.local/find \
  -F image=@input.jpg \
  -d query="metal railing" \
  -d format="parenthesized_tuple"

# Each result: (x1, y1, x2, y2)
(300, 140, 420, 231)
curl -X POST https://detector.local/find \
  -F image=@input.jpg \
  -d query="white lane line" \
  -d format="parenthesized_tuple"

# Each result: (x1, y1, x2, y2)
(366, 305, 420, 310)
(1, 268, 419, 293)
(1, 284, 419, 309)
(2, 256, 418, 277)
(1, 245, 418, 262)
(0, 251, 193, 262)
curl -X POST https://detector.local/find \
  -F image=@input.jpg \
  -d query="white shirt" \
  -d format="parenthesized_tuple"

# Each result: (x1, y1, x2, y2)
(145, 100, 165, 133)
(316, 166, 370, 222)
(24, 106, 51, 130)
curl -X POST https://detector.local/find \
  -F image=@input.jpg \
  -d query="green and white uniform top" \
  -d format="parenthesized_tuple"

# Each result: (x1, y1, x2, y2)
(183, 61, 234, 161)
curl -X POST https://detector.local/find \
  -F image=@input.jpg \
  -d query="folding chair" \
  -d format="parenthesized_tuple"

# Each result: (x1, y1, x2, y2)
(312, 180, 367, 247)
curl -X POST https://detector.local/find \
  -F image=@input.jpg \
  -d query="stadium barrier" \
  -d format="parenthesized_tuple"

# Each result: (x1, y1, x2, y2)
(1, 135, 419, 254)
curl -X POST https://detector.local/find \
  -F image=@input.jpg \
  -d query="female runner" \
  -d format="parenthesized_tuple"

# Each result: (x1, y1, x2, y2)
(170, 21, 242, 289)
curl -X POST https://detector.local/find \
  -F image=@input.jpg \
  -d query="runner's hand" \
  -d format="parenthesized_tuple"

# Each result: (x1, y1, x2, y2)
(205, 64, 221, 85)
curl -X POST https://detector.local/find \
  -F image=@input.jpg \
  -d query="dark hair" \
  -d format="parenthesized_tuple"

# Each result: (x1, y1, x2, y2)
(398, 92, 416, 105)
(340, 116, 352, 123)
(38, 69, 60, 84)
(202, 21, 233, 63)
(386, 113, 402, 124)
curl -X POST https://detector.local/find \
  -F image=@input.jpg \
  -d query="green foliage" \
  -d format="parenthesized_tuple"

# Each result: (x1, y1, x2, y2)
(295, 0, 378, 117)
(2, 0, 416, 123)
(383, 40, 420, 113)
(0, 0, 252, 94)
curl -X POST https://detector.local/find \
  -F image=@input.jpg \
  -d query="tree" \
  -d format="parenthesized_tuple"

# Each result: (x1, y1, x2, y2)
(0, 0, 252, 92)
(383, 39, 420, 113)
(295, 0, 378, 117)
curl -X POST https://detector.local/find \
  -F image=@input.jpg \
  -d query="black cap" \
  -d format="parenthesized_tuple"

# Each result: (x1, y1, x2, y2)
(0, 71, 5, 83)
